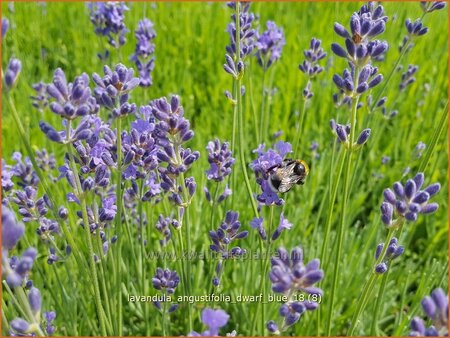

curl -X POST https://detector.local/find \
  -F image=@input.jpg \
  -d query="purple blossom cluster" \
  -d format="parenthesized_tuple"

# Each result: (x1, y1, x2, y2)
(420, 1, 446, 13)
(2, 17, 9, 38)
(332, 2, 388, 105)
(267, 246, 323, 333)
(399, 64, 418, 91)
(209, 211, 247, 285)
(130, 19, 156, 87)
(188, 308, 230, 336)
(93, 64, 139, 119)
(299, 38, 327, 79)
(223, 2, 256, 79)
(152, 267, 180, 313)
(381, 173, 440, 227)
(155, 214, 180, 246)
(410, 288, 448, 336)
(373, 237, 404, 274)
(329, 119, 371, 149)
(88, 2, 128, 49)
(4, 58, 21, 89)
(2, 206, 56, 335)
(204, 138, 234, 204)
(255, 21, 286, 70)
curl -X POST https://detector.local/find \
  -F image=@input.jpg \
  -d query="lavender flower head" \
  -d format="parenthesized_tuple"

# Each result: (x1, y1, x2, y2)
(4, 58, 21, 89)
(93, 64, 140, 118)
(152, 267, 180, 294)
(223, 2, 256, 79)
(410, 288, 448, 336)
(381, 172, 440, 227)
(421, 1, 446, 13)
(205, 139, 235, 182)
(88, 2, 128, 48)
(46, 68, 99, 120)
(209, 210, 248, 259)
(189, 308, 230, 336)
(2, 17, 9, 38)
(400, 64, 418, 91)
(255, 21, 286, 70)
(332, 3, 388, 104)
(374, 237, 404, 274)
(299, 38, 327, 78)
(268, 246, 323, 330)
(130, 18, 156, 87)
(2, 205, 25, 250)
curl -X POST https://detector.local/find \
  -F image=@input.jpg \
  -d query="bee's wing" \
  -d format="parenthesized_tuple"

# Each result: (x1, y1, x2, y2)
(276, 163, 302, 193)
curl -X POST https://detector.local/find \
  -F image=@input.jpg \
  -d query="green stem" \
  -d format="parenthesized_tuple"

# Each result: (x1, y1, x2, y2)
(348, 227, 397, 335)
(326, 93, 360, 336)
(258, 68, 267, 144)
(370, 267, 390, 335)
(66, 125, 107, 336)
(293, 90, 309, 155)
(319, 149, 346, 264)
(115, 117, 124, 336)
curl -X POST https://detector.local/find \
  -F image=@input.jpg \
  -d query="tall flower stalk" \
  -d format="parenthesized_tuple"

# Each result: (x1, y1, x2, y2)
(223, 2, 258, 216)
(325, 3, 388, 334)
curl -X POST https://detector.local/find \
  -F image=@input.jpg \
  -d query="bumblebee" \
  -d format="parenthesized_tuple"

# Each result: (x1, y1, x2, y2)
(268, 159, 309, 194)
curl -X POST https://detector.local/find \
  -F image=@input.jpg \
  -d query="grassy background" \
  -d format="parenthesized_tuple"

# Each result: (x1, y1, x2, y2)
(2, 1, 448, 336)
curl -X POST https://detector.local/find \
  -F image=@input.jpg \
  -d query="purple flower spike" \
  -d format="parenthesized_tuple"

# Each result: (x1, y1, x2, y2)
(188, 308, 230, 336)
(152, 267, 180, 294)
(4, 58, 21, 88)
(356, 128, 371, 146)
(205, 139, 235, 182)
(2, 17, 9, 38)
(382, 173, 441, 225)
(130, 18, 156, 87)
(88, 2, 128, 49)
(299, 38, 327, 80)
(255, 21, 286, 70)
(411, 287, 448, 336)
(2, 206, 25, 250)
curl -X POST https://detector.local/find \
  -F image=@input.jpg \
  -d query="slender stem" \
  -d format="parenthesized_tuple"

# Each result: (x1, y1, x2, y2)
(115, 116, 124, 336)
(293, 91, 309, 155)
(348, 227, 397, 335)
(319, 149, 346, 263)
(66, 123, 106, 336)
(370, 267, 390, 335)
(326, 93, 360, 336)
(258, 68, 267, 144)
(162, 298, 167, 336)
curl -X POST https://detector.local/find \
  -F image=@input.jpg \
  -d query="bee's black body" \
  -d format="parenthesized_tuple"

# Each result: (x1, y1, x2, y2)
(268, 159, 309, 194)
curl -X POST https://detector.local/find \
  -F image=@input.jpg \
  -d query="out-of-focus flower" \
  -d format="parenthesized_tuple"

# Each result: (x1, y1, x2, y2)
(255, 21, 285, 70)
(268, 246, 323, 331)
(130, 18, 156, 87)
(2, 205, 25, 250)
(189, 308, 230, 336)
(4, 58, 21, 88)
(420, 1, 446, 13)
(410, 288, 448, 336)
(400, 64, 418, 91)
(2, 18, 9, 38)
(88, 2, 128, 48)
